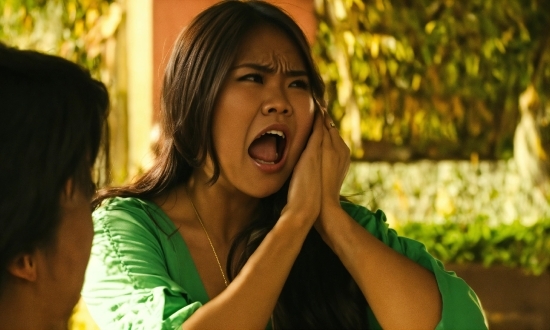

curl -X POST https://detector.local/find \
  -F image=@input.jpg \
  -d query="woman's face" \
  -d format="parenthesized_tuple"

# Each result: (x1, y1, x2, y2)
(207, 24, 315, 198)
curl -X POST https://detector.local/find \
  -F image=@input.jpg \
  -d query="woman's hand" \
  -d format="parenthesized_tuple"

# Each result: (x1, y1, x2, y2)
(283, 109, 350, 233)
(315, 113, 350, 234)
(282, 112, 324, 227)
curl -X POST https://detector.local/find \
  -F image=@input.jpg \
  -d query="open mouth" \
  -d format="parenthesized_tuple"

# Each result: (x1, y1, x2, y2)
(248, 130, 286, 165)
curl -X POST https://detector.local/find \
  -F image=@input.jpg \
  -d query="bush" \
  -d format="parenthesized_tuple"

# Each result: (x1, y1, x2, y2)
(398, 216, 550, 275)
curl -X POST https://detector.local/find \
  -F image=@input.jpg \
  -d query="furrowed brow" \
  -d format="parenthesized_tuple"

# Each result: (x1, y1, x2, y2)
(232, 63, 275, 73)
(232, 63, 308, 77)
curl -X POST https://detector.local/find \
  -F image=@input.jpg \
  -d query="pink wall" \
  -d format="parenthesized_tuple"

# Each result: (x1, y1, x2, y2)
(152, 0, 316, 120)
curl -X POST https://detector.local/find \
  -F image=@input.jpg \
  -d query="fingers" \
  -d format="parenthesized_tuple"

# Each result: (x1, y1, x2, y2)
(319, 113, 350, 196)
(322, 115, 346, 151)
(311, 111, 325, 141)
(323, 113, 337, 131)
(284, 112, 324, 224)
(322, 114, 343, 144)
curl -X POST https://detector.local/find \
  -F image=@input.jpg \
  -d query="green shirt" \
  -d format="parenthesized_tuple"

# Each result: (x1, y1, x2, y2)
(82, 197, 487, 329)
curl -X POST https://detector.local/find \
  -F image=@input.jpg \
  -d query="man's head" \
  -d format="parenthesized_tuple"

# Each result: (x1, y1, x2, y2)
(0, 43, 109, 326)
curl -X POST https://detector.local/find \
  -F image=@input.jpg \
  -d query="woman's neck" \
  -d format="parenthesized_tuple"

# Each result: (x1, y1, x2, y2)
(156, 172, 261, 245)
(188, 177, 260, 242)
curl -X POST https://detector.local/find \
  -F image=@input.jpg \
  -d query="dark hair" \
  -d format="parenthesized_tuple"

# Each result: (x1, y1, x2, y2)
(0, 44, 110, 292)
(94, 1, 367, 328)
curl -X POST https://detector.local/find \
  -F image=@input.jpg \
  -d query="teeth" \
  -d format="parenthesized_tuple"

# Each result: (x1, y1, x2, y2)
(261, 130, 285, 138)
(254, 152, 278, 165)
(255, 158, 276, 165)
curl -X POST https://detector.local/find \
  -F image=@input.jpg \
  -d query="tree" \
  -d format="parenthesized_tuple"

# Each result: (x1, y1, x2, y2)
(313, 0, 550, 167)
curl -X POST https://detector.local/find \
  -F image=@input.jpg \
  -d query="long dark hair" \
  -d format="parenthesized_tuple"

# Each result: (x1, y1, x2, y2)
(94, 1, 367, 328)
(0, 43, 110, 292)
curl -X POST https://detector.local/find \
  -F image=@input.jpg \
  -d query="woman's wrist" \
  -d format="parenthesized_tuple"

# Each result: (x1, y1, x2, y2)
(315, 201, 349, 249)
(278, 207, 318, 236)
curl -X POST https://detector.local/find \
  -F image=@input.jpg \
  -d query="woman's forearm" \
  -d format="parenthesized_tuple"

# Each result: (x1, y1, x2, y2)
(182, 212, 312, 330)
(316, 206, 442, 330)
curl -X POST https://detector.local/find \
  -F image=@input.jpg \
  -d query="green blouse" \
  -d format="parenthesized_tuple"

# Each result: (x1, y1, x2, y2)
(82, 197, 487, 329)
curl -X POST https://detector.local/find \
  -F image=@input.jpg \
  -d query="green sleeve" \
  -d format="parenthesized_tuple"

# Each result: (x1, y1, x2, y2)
(82, 198, 201, 330)
(341, 202, 488, 330)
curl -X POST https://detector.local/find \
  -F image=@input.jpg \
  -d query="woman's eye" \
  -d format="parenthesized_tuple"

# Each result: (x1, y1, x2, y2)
(290, 79, 309, 89)
(239, 74, 263, 83)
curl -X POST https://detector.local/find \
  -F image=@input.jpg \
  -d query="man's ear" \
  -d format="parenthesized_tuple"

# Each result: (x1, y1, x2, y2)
(7, 252, 38, 282)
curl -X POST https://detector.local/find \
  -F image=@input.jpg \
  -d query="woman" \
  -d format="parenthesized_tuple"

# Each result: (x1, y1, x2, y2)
(83, 1, 486, 329)
(0, 44, 109, 329)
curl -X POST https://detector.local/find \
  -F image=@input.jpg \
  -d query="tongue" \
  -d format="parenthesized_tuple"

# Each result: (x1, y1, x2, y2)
(248, 135, 278, 162)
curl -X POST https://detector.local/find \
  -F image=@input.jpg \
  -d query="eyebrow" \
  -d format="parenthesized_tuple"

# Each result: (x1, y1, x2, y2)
(231, 63, 308, 77)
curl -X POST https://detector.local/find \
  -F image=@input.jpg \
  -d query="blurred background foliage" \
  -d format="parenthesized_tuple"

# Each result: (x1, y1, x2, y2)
(310, 0, 550, 275)
(313, 0, 550, 162)
(399, 215, 550, 275)
(1, 0, 120, 83)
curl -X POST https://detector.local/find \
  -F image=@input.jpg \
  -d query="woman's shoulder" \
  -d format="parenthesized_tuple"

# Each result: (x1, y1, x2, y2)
(93, 196, 176, 235)
(340, 200, 387, 225)
(96, 195, 154, 210)
(339, 200, 396, 244)
(94, 196, 154, 220)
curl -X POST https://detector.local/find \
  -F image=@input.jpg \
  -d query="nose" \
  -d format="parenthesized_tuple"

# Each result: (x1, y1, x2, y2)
(261, 88, 293, 116)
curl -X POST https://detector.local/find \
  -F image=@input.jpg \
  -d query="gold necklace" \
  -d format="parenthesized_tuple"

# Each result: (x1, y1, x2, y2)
(187, 188, 275, 328)
(187, 190, 229, 287)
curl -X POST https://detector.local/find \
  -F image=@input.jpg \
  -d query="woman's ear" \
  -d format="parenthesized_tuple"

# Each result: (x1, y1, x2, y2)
(7, 252, 38, 282)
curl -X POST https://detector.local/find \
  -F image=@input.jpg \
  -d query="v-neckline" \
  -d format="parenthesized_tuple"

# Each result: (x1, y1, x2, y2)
(139, 198, 275, 330)
(141, 199, 211, 304)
